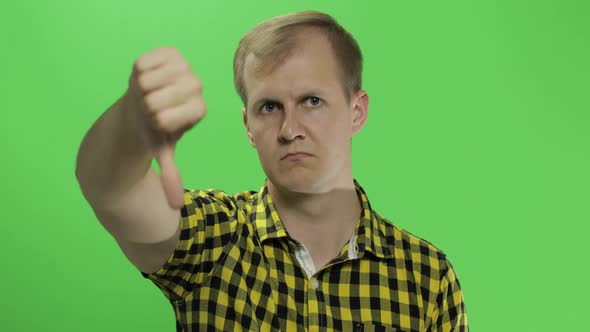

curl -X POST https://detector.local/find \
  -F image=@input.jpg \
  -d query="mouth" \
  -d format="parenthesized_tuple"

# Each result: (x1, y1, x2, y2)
(281, 152, 312, 160)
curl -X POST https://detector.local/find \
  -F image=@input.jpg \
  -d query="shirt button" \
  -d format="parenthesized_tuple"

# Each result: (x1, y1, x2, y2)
(312, 279, 319, 289)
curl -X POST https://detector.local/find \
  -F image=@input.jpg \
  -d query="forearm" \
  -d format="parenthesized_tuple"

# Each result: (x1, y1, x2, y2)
(75, 94, 153, 209)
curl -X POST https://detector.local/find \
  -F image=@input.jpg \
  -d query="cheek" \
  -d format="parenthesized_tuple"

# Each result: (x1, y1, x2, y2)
(250, 122, 266, 141)
(316, 112, 350, 142)
(252, 127, 275, 155)
(319, 117, 352, 158)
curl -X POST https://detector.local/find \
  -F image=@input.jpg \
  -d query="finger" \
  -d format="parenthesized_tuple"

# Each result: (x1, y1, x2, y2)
(127, 64, 151, 97)
(128, 65, 141, 95)
(136, 62, 190, 93)
(133, 47, 173, 73)
(135, 47, 179, 72)
(144, 77, 201, 112)
(155, 142, 185, 210)
(155, 98, 206, 133)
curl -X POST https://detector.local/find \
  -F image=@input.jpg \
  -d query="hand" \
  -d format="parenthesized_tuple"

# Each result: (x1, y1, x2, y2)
(124, 47, 207, 209)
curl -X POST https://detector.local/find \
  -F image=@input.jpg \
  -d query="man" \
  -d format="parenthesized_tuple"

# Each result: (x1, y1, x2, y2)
(76, 10, 468, 332)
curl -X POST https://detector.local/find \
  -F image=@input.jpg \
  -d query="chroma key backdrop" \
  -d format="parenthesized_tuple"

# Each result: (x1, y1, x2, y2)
(0, 0, 588, 331)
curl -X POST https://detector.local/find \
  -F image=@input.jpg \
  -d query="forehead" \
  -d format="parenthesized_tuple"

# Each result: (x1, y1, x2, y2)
(243, 30, 344, 104)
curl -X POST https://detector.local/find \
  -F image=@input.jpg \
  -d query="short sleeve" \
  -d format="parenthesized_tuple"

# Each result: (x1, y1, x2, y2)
(430, 257, 469, 332)
(140, 188, 239, 302)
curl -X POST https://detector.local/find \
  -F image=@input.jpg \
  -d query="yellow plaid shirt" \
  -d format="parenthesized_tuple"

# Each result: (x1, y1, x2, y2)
(141, 179, 468, 331)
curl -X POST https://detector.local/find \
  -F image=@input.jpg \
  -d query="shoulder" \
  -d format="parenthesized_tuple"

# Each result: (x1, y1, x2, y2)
(373, 215, 469, 327)
(374, 211, 449, 273)
(375, 214, 469, 327)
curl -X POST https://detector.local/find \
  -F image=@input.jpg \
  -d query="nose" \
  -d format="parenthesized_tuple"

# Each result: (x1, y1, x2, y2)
(278, 108, 305, 142)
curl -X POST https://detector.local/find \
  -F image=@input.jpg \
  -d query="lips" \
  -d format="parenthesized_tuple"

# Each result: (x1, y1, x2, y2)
(281, 152, 312, 160)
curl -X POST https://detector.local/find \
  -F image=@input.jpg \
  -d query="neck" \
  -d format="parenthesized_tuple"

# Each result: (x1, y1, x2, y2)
(267, 178, 362, 266)
(268, 179, 359, 223)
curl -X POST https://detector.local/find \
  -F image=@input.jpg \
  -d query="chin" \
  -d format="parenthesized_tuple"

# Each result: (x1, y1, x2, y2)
(268, 170, 328, 194)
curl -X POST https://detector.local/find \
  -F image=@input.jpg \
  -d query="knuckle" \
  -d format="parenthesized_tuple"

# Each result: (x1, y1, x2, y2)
(194, 77, 203, 91)
(133, 59, 143, 73)
(153, 113, 171, 133)
(163, 47, 181, 62)
(158, 46, 175, 56)
(168, 47, 182, 58)
(144, 93, 159, 113)
(189, 96, 205, 110)
(162, 45, 177, 53)
(185, 75, 202, 93)
(194, 111, 206, 126)
(172, 48, 182, 57)
(199, 100, 208, 116)
(134, 53, 151, 72)
(136, 72, 150, 91)
(177, 60, 191, 73)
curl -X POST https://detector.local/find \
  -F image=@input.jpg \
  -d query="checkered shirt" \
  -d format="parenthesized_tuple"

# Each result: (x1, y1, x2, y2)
(141, 179, 468, 331)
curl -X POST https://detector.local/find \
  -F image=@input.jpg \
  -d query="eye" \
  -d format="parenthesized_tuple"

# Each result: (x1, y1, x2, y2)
(261, 103, 277, 113)
(306, 96, 321, 107)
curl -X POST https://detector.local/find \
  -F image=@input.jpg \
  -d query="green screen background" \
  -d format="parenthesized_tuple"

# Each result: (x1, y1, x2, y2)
(1, 0, 588, 331)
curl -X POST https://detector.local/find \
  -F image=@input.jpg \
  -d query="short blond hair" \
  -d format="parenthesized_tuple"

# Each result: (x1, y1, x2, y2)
(233, 10, 363, 105)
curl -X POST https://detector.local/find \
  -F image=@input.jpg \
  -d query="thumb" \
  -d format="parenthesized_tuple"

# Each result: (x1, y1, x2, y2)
(154, 141, 185, 210)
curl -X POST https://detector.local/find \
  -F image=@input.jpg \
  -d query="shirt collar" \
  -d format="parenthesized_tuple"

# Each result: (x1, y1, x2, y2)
(250, 182, 289, 242)
(251, 179, 394, 259)
(352, 179, 394, 259)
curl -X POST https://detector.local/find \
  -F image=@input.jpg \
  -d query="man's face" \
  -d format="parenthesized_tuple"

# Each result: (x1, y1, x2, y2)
(242, 30, 368, 194)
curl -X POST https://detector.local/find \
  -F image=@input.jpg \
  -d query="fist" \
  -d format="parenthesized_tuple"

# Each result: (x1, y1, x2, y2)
(127, 46, 206, 147)
(125, 46, 207, 209)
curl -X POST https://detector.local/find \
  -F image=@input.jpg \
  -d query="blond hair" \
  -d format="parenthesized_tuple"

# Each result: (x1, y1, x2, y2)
(233, 10, 363, 105)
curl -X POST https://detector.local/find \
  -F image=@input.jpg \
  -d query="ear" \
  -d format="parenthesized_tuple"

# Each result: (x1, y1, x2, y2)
(351, 90, 369, 136)
(242, 107, 256, 147)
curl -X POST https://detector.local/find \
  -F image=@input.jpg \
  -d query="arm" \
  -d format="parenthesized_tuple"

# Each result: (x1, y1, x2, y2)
(430, 258, 469, 332)
(75, 47, 206, 273)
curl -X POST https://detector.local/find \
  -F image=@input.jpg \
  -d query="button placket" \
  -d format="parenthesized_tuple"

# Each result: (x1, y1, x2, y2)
(311, 278, 319, 289)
